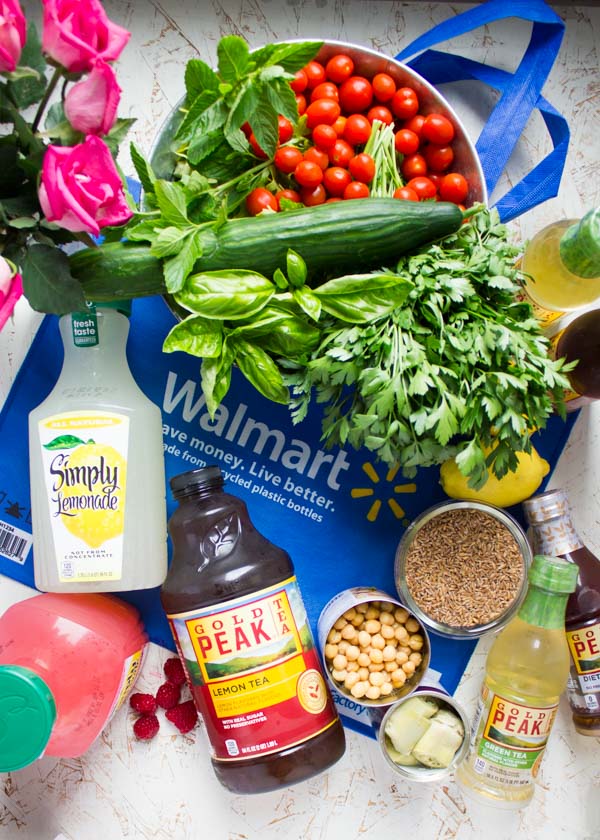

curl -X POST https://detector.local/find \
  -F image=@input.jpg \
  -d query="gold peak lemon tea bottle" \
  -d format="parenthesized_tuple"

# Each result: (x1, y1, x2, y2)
(162, 465, 345, 794)
(28, 303, 167, 592)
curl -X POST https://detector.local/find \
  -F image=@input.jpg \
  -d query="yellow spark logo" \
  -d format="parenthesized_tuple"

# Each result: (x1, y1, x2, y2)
(351, 463, 417, 523)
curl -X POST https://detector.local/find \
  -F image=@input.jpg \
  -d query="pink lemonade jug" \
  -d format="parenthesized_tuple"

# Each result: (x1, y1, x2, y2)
(0, 592, 147, 771)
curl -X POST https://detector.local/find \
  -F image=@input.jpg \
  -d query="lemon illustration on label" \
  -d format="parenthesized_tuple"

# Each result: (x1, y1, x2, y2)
(58, 442, 127, 548)
(440, 445, 550, 508)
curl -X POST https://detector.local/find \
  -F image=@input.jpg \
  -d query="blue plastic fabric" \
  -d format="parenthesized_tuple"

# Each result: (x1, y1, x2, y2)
(395, 0, 569, 222)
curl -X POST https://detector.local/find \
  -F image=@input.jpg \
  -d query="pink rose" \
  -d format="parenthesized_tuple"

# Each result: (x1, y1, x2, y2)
(64, 58, 121, 135)
(0, 0, 26, 73)
(0, 257, 23, 332)
(38, 136, 133, 236)
(42, 0, 130, 73)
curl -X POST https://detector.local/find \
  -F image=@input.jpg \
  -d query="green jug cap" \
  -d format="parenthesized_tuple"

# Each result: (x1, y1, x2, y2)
(529, 554, 579, 594)
(560, 208, 600, 278)
(0, 665, 56, 771)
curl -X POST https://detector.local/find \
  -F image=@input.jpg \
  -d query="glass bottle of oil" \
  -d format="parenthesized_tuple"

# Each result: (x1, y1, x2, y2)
(456, 554, 578, 809)
(520, 207, 600, 322)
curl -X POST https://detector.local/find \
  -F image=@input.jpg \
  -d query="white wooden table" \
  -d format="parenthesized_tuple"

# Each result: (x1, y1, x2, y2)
(1, 2, 599, 838)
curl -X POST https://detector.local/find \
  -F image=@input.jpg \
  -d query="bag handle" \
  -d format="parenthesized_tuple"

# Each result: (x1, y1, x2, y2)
(395, 0, 570, 221)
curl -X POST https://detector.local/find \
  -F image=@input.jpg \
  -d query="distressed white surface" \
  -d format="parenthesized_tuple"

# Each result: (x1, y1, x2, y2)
(1, 2, 600, 838)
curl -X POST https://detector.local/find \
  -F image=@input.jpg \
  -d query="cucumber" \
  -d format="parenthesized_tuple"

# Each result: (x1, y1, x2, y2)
(69, 198, 463, 300)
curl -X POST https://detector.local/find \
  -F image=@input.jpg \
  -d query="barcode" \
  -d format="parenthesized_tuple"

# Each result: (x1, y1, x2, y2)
(0, 521, 32, 565)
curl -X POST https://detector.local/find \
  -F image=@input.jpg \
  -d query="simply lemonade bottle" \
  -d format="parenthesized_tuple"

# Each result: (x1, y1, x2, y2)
(456, 555, 578, 808)
(28, 302, 167, 593)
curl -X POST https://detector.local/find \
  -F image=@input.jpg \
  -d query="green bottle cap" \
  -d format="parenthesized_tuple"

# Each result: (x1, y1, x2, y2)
(559, 208, 600, 279)
(528, 554, 579, 594)
(0, 665, 56, 771)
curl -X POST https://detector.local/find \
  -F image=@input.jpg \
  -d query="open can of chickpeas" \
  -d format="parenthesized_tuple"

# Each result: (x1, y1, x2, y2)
(317, 587, 431, 709)
(378, 688, 470, 782)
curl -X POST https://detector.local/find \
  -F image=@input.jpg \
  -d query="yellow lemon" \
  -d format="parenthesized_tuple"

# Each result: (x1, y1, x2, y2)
(440, 446, 550, 508)
(59, 443, 127, 548)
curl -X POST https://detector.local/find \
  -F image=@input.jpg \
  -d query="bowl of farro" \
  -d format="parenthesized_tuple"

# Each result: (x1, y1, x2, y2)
(394, 501, 532, 639)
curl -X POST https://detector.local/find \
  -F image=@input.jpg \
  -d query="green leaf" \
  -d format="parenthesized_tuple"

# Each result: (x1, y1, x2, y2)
(217, 35, 250, 83)
(162, 229, 206, 293)
(103, 118, 136, 156)
(225, 81, 260, 137)
(234, 339, 289, 404)
(150, 225, 197, 258)
(154, 180, 189, 226)
(163, 315, 223, 358)
(248, 92, 279, 158)
(263, 76, 299, 123)
(175, 270, 274, 319)
(286, 249, 307, 287)
(185, 59, 220, 100)
(315, 273, 412, 323)
(293, 286, 321, 321)
(7, 22, 47, 109)
(187, 99, 229, 164)
(251, 41, 323, 72)
(130, 143, 156, 195)
(201, 341, 236, 416)
(176, 89, 221, 140)
(43, 435, 86, 450)
(22, 245, 86, 314)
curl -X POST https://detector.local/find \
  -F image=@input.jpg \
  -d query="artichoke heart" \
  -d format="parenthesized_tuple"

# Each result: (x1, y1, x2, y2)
(411, 719, 464, 768)
(385, 743, 420, 766)
(383, 696, 439, 755)
(432, 708, 465, 737)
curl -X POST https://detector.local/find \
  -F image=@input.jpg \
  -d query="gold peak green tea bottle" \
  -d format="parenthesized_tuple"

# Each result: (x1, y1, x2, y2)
(456, 554, 578, 809)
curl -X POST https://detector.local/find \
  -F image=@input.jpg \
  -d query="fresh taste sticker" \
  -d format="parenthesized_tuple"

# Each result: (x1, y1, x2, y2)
(167, 577, 338, 761)
(38, 411, 129, 582)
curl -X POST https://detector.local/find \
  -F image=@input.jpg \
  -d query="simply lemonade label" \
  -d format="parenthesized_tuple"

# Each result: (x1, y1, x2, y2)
(38, 411, 129, 582)
(471, 686, 558, 786)
(167, 578, 339, 761)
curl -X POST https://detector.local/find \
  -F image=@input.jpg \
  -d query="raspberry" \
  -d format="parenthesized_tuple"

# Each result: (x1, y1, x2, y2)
(129, 692, 157, 714)
(155, 681, 181, 710)
(163, 657, 186, 686)
(133, 714, 160, 740)
(166, 700, 198, 734)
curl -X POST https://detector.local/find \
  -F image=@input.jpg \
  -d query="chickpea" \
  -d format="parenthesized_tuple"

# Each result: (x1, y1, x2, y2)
(337, 640, 349, 655)
(357, 630, 372, 648)
(369, 663, 385, 672)
(380, 601, 394, 613)
(369, 648, 384, 665)
(382, 644, 397, 662)
(351, 613, 364, 627)
(385, 661, 398, 673)
(391, 668, 407, 686)
(394, 607, 410, 624)
(343, 608, 357, 621)
(380, 611, 394, 625)
(341, 624, 358, 641)
(332, 654, 347, 671)
(324, 643, 338, 660)
(358, 667, 370, 681)
(371, 633, 386, 650)
(408, 634, 424, 651)
(345, 644, 360, 661)
(357, 652, 371, 668)
(405, 617, 421, 634)
(394, 625, 409, 644)
(380, 681, 393, 696)
(334, 617, 346, 631)
(327, 629, 342, 644)
(365, 605, 380, 620)
(369, 670, 385, 687)
(356, 602, 369, 614)
(380, 624, 395, 640)
(344, 672, 359, 690)
(395, 650, 409, 665)
(346, 661, 359, 672)
(365, 685, 381, 701)
(398, 645, 411, 657)
(350, 681, 368, 699)
(331, 668, 347, 682)
(402, 660, 416, 676)
(365, 619, 381, 635)
(409, 652, 423, 666)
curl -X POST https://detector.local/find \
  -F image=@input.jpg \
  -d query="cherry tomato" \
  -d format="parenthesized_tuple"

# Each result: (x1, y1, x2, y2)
(349, 152, 375, 184)
(275, 189, 301, 209)
(332, 115, 347, 136)
(393, 186, 419, 201)
(329, 138, 354, 168)
(439, 172, 469, 203)
(322, 166, 352, 197)
(343, 181, 370, 200)
(343, 113, 371, 146)
(301, 183, 327, 206)
(274, 145, 304, 174)
(403, 114, 426, 137)
(428, 172, 444, 191)
(240, 121, 252, 138)
(304, 145, 329, 170)
(394, 128, 420, 155)
(406, 176, 437, 200)
(325, 53, 355, 84)
(306, 98, 341, 129)
(294, 159, 324, 188)
(290, 69, 308, 94)
(367, 105, 393, 126)
(246, 187, 277, 215)
(248, 132, 267, 159)
(312, 123, 338, 150)
(339, 76, 373, 113)
(303, 60, 326, 89)
(310, 82, 339, 103)
(421, 113, 455, 145)
(401, 153, 427, 180)
(391, 87, 419, 120)
(277, 115, 293, 144)
(326, 196, 342, 202)
(372, 72, 396, 102)
(295, 94, 307, 116)
(424, 143, 454, 172)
